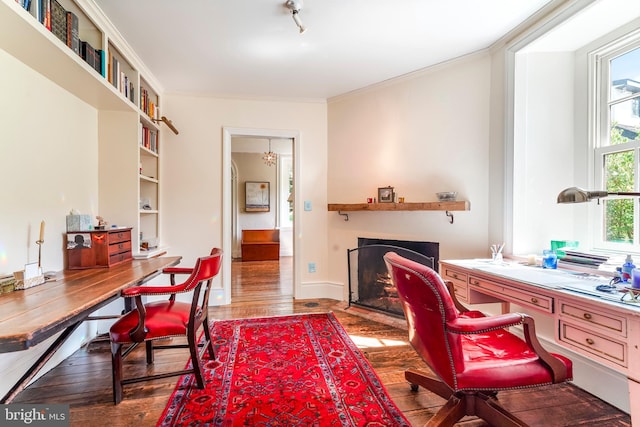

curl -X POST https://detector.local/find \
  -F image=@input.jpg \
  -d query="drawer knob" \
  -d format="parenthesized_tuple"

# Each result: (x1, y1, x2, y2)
(583, 313, 592, 320)
(586, 338, 595, 345)
(531, 297, 538, 304)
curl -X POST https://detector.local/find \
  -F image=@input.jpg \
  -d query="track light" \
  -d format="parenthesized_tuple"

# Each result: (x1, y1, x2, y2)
(152, 116, 179, 135)
(285, 0, 306, 34)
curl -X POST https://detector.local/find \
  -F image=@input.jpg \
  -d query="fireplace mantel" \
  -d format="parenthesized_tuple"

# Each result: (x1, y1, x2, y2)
(328, 200, 469, 223)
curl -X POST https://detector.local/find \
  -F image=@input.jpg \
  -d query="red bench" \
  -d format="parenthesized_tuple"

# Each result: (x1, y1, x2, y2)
(241, 229, 280, 261)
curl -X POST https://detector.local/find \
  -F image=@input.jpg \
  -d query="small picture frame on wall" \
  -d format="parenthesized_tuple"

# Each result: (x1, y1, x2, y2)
(378, 186, 394, 203)
(245, 181, 270, 212)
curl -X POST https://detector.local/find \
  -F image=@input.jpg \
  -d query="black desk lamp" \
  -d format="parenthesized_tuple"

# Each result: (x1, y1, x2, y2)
(557, 187, 640, 203)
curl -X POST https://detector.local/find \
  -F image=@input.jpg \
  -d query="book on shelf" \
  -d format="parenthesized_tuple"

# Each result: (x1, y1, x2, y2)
(94, 49, 103, 75)
(66, 11, 79, 55)
(50, 0, 66, 45)
(43, 0, 51, 30)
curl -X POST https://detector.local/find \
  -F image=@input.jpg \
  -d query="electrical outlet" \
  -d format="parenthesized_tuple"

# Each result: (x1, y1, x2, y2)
(308, 262, 316, 273)
(304, 200, 312, 211)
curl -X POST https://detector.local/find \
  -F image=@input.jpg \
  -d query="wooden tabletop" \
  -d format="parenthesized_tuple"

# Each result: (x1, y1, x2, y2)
(0, 256, 181, 353)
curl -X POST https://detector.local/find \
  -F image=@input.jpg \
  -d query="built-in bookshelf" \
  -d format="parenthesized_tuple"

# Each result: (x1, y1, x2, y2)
(3, 0, 166, 257)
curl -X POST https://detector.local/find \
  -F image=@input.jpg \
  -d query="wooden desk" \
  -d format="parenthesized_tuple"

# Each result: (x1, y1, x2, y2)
(0, 256, 181, 403)
(440, 259, 640, 424)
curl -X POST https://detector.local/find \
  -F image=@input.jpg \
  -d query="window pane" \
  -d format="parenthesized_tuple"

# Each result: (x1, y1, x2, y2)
(610, 47, 640, 102)
(604, 199, 634, 243)
(604, 150, 634, 192)
(603, 150, 635, 244)
(611, 98, 640, 144)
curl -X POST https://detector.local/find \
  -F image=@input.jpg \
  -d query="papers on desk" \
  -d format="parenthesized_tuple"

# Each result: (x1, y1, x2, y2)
(469, 260, 624, 302)
(472, 262, 590, 288)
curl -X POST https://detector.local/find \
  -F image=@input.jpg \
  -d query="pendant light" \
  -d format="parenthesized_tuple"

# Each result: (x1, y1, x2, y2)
(263, 139, 277, 166)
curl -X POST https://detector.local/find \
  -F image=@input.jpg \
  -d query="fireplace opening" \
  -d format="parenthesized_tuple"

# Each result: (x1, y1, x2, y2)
(347, 238, 439, 317)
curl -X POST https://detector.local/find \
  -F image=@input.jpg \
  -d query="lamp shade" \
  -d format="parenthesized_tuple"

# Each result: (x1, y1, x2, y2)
(557, 187, 640, 203)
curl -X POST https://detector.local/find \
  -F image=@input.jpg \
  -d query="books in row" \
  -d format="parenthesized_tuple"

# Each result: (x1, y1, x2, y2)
(559, 250, 609, 267)
(140, 88, 157, 120)
(21, 0, 104, 77)
(107, 52, 135, 104)
(140, 125, 158, 154)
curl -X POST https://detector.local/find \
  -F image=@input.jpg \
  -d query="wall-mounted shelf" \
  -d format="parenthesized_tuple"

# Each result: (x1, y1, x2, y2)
(327, 201, 470, 223)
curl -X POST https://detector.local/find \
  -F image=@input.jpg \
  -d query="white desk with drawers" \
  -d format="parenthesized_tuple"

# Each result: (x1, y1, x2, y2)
(440, 259, 640, 423)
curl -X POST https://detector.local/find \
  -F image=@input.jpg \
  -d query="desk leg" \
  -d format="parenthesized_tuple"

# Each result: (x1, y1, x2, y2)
(629, 378, 640, 425)
(1, 321, 82, 403)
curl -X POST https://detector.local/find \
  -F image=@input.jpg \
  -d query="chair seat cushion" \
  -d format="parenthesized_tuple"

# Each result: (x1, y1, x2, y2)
(109, 301, 192, 343)
(455, 328, 573, 390)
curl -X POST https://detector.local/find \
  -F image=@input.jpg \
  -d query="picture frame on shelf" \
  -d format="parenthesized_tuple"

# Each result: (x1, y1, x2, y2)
(245, 181, 270, 212)
(378, 186, 395, 203)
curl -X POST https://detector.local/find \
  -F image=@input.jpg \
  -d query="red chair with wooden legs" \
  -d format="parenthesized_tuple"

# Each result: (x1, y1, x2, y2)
(109, 249, 222, 404)
(384, 252, 572, 427)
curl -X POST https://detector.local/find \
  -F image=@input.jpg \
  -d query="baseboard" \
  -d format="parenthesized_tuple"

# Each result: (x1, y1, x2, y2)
(299, 281, 344, 300)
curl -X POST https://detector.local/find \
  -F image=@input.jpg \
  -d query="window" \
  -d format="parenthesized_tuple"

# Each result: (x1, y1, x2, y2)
(594, 43, 640, 250)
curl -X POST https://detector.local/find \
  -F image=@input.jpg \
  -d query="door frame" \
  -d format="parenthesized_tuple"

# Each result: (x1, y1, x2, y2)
(222, 127, 300, 304)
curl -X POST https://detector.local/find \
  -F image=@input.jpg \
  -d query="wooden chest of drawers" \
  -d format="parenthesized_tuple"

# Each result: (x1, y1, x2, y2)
(67, 228, 133, 269)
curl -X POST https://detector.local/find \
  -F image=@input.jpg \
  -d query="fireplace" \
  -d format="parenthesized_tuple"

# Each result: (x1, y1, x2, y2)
(347, 238, 439, 317)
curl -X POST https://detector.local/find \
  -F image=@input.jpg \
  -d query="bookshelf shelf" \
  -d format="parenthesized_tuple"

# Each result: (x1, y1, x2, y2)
(0, 0, 129, 111)
(2, 0, 166, 256)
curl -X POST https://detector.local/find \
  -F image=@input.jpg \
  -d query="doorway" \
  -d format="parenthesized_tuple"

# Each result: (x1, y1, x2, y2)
(222, 127, 301, 305)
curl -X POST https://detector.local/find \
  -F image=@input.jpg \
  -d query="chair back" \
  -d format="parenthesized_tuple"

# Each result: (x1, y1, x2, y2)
(384, 251, 463, 387)
(186, 249, 223, 325)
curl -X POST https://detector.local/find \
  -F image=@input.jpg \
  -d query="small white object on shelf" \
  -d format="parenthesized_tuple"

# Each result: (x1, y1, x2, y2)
(436, 192, 457, 202)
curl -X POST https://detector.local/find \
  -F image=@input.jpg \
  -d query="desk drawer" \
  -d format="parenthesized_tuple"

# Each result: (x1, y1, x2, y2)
(559, 321, 627, 368)
(109, 251, 132, 265)
(108, 240, 132, 255)
(559, 299, 626, 338)
(108, 230, 131, 244)
(442, 267, 468, 302)
(468, 276, 553, 313)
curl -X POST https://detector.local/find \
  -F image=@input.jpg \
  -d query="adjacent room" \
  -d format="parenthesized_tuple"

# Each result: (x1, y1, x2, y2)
(1, 0, 640, 425)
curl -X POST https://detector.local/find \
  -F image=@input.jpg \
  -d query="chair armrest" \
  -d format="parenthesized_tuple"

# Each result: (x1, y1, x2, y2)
(446, 312, 525, 334)
(121, 284, 186, 297)
(521, 316, 569, 382)
(162, 267, 193, 275)
(448, 313, 569, 383)
(445, 280, 470, 314)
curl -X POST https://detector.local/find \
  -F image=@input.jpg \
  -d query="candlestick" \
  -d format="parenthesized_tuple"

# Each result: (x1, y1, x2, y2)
(37, 220, 45, 269)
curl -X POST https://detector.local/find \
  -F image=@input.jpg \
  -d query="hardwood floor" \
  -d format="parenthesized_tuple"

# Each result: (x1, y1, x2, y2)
(12, 258, 631, 426)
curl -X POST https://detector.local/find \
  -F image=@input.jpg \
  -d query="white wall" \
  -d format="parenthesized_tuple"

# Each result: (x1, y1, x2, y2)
(160, 95, 328, 294)
(0, 49, 100, 398)
(512, 52, 576, 255)
(326, 53, 493, 298)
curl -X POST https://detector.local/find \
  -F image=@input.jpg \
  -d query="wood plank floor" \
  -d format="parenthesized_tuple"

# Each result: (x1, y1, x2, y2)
(12, 258, 631, 426)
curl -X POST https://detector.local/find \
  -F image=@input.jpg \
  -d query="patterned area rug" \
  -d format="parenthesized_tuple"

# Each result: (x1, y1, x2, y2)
(157, 312, 410, 426)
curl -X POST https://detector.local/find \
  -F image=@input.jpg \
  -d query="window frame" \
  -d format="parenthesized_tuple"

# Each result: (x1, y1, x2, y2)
(592, 35, 640, 252)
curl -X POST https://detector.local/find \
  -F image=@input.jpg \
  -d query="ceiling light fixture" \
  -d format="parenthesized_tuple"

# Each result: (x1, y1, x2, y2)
(263, 139, 277, 166)
(285, 0, 306, 34)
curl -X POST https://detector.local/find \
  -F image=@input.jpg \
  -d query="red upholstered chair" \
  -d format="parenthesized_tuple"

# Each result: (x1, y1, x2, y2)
(109, 249, 222, 404)
(384, 252, 572, 427)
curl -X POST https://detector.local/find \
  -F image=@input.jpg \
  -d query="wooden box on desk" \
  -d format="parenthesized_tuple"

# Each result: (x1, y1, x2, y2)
(67, 228, 133, 269)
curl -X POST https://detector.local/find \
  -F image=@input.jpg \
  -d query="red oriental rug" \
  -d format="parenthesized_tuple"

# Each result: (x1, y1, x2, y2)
(157, 312, 410, 426)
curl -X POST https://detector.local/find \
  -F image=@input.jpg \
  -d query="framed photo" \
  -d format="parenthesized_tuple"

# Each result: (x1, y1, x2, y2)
(245, 181, 270, 212)
(67, 233, 92, 249)
(378, 186, 395, 203)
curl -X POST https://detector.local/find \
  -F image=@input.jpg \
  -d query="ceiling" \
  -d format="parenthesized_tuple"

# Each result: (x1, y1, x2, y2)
(93, 0, 555, 100)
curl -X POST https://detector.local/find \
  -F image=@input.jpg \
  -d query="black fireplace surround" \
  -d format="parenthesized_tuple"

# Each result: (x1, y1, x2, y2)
(347, 238, 439, 317)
